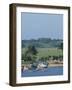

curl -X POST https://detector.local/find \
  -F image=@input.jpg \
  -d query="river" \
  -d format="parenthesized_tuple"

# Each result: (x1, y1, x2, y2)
(21, 66, 63, 77)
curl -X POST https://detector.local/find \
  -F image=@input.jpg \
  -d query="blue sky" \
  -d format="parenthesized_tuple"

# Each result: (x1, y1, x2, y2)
(21, 12, 63, 40)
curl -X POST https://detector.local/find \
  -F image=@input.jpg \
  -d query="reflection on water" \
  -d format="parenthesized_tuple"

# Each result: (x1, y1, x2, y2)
(21, 66, 63, 77)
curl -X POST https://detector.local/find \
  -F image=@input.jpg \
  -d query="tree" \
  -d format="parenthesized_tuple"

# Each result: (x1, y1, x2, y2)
(31, 45, 38, 55)
(25, 45, 38, 55)
(22, 45, 38, 62)
(59, 43, 63, 50)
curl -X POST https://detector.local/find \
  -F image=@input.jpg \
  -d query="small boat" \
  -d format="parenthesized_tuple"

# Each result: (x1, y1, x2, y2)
(38, 63, 47, 68)
(31, 61, 48, 70)
(37, 62, 48, 70)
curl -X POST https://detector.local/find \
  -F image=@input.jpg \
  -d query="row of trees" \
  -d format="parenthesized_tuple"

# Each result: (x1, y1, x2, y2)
(22, 38, 63, 48)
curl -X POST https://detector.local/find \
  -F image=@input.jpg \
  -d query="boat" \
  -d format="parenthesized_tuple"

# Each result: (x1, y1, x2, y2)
(36, 62, 48, 70)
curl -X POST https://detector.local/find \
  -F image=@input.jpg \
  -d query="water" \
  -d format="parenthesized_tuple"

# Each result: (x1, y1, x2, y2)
(21, 66, 63, 77)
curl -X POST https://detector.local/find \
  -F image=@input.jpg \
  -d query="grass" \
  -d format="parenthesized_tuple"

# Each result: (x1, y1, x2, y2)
(37, 48, 62, 58)
(22, 47, 63, 58)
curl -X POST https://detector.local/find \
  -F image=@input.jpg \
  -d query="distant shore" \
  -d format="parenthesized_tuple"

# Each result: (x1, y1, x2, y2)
(48, 60, 63, 67)
(48, 63, 63, 67)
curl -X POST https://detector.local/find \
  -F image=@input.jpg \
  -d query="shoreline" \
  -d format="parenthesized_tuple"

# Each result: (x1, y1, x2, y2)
(22, 63, 63, 71)
(48, 63, 63, 67)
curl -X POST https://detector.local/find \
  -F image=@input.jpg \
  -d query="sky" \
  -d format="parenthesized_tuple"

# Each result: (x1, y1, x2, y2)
(21, 12, 63, 40)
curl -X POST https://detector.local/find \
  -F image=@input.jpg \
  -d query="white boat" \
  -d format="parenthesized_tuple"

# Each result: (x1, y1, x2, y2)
(37, 62, 48, 70)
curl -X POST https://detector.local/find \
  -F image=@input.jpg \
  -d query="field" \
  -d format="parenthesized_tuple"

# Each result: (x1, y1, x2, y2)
(37, 48, 62, 58)
(22, 47, 63, 58)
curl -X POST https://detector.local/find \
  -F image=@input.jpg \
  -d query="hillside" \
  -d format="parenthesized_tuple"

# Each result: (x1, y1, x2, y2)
(22, 38, 63, 48)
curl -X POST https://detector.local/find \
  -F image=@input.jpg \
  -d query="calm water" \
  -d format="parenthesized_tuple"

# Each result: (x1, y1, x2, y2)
(21, 66, 63, 77)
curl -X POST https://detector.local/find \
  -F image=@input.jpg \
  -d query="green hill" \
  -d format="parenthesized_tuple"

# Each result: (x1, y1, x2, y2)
(22, 38, 63, 48)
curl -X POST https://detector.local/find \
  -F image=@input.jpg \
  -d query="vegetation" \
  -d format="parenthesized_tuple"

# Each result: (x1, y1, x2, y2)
(22, 45, 38, 63)
(22, 38, 63, 48)
(21, 38, 63, 64)
(59, 43, 63, 50)
(22, 47, 63, 63)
